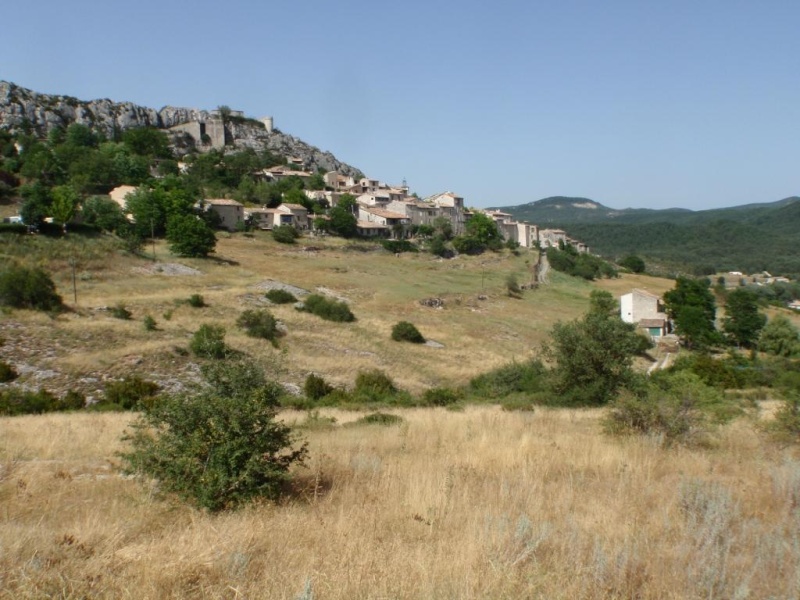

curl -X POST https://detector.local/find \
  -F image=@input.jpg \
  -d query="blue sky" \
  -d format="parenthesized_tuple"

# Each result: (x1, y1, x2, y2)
(3, 0, 799, 210)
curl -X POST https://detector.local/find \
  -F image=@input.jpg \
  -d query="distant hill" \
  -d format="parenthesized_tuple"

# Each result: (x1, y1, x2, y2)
(491, 196, 800, 276)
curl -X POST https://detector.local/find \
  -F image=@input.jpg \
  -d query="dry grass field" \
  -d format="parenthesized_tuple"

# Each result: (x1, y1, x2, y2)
(1, 405, 799, 599)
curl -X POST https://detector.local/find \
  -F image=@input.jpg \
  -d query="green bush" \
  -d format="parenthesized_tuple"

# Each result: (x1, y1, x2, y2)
(60, 390, 86, 411)
(351, 412, 405, 426)
(351, 369, 412, 405)
(506, 273, 522, 298)
(143, 315, 157, 331)
(354, 369, 397, 398)
(272, 224, 301, 244)
(0, 263, 63, 311)
(0, 388, 59, 415)
(422, 386, 463, 406)
(391, 321, 425, 344)
(468, 359, 548, 400)
(166, 214, 217, 257)
(0, 360, 18, 383)
(111, 304, 132, 320)
(102, 376, 160, 410)
(381, 239, 418, 253)
(119, 360, 307, 511)
(300, 294, 355, 323)
(265, 288, 297, 304)
(768, 393, 800, 445)
(187, 294, 206, 308)
(304, 373, 334, 401)
(603, 371, 731, 446)
(236, 309, 282, 345)
(190, 324, 228, 359)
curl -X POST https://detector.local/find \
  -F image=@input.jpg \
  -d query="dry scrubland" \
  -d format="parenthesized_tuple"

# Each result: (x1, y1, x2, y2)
(2, 406, 800, 599)
(4, 233, 800, 598)
(0, 231, 672, 395)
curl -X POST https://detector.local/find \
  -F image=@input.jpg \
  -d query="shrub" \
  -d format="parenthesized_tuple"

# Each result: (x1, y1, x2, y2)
(768, 393, 800, 445)
(265, 288, 297, 304)
(187, 294, 206, 308)
(0, 360, 18, 383)
(143, 315, 157, 331)
(102, 376, 160, 410)
(468, 359, 548, 400)
(506, 273, 522, 298)
(0, 263, 63, 311)
(354, 369, 397, 398)
(422, 386, 463, 406)
(304, 373, 334, 401)
(381, 239, 418, 253)
(111, 304, 132, 320)
(351, 369, 412, 405)
(166, 214, 217, 257)
(60, 390, 86, 410)
(391, 321, 425, 344)
(603, 371, 727, 446)
(428, 235, 453, 258)
(236, 309, 282, 345)
(190, 324, 228, 359)
(352, 412, 405, 426)
(272, 224, 300, 244)
(0, 388, 59, 415)
(120, 360, 307, 511)
(300, 294, 355, 323)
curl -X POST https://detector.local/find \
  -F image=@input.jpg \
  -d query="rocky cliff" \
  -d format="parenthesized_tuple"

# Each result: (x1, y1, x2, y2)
(0, 81, 362, 177)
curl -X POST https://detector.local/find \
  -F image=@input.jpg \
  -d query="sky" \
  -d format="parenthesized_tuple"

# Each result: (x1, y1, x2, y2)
(2, 0, 799, 210)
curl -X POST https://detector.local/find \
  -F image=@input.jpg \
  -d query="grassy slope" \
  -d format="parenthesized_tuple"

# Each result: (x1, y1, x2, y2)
(2, 231, 631, 396)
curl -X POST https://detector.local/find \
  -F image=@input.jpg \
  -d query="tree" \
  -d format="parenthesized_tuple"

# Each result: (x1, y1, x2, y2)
(80, 196, 128, 233)
(545, 290, 651, 405)
(19, 181, 52, 227)
(619, 255, 645, 273)
(50, 184, 79, 231)
(122, 127, 172, 158)
(120, 359, 307, 511)
(722, 289, 766, 348)
(663, 277, 718, 349)
(466, 212, 502, 248)
(166, 215, 216, 257)
(125, 186, 168, 238)
(0, 264, 63, 311)
(327, 205, 357, 238)
(759, 314, 800, 357)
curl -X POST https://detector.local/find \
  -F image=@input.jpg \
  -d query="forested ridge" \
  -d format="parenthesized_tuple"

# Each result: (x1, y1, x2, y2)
(495, 196, 800, 276)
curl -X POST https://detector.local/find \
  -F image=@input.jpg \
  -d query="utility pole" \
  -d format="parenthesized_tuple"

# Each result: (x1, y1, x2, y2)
(70, 257, 77, 305)
(151, 218, 156, 262)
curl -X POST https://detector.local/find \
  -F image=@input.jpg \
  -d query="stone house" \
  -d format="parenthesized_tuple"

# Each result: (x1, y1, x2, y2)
(246, 208, 288, 230)
(358, 207, 409, 237)
(620, 289, 670, 338)
(277, 203, 309, 230)
(204, 199, 244, 231)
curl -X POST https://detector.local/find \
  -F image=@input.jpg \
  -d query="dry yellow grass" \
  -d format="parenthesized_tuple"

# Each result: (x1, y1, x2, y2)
(1, 407, 799, 599)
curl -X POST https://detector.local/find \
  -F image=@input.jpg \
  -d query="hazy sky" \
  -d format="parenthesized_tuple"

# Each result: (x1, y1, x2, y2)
(3, 0, 798, 210)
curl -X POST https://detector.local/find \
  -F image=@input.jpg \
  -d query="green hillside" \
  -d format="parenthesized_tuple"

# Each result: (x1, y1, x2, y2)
(492, 197, 800, 276)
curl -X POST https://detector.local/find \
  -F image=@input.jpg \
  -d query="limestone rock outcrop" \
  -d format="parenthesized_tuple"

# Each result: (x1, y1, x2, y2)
(0, 81, 362, 177)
